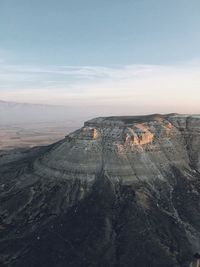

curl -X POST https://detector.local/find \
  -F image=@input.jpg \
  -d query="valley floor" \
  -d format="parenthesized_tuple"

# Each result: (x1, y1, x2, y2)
(0, 122, 80, 150)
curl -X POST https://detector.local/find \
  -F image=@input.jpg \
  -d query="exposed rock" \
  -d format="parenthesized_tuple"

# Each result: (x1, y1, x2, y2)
(1, 114, 200, 267)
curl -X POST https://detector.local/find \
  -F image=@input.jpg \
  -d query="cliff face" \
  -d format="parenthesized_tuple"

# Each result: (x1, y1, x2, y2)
(1, 114, 200, 267)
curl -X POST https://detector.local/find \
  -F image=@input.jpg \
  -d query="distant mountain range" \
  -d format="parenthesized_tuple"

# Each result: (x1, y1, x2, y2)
(0, 100, 88, 125)
(0, 100, 56, 108)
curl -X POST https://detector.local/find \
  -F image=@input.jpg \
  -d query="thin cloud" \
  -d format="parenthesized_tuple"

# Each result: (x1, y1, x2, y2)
(0, 60, 200, 114)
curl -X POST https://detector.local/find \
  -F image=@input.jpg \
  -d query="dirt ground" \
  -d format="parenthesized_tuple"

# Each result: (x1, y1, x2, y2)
(0, 121, 81, 150)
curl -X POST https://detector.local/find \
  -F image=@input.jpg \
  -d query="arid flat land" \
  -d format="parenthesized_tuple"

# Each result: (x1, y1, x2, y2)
(0, 121, 81, 150)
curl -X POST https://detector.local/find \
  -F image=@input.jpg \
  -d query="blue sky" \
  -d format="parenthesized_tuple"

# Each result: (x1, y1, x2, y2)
(0, 0, 200, 113)
(1, 0, 200, 65)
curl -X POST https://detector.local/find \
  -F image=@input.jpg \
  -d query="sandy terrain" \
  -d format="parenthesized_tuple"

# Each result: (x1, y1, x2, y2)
(0, 121, 81, 150)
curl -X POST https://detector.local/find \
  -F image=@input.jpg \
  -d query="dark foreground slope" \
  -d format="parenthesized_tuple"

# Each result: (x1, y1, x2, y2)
(1, 114, 200, 267)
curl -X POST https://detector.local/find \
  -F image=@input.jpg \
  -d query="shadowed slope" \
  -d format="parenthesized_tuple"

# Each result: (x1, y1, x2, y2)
(1, 114, 200, 267)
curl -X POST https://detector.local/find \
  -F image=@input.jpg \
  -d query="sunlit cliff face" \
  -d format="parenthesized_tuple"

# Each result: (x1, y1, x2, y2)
(82, 116, 173, 146)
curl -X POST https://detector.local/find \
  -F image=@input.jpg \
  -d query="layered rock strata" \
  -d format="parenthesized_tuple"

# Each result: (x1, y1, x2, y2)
(1, 114, 200, 267)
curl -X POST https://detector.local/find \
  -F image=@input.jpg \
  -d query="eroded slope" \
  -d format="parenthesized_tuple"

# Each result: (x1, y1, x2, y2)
(1, 114, 200, 267)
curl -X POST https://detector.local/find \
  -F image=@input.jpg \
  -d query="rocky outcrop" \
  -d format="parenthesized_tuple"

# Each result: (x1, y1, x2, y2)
(1, 114, 200, 267)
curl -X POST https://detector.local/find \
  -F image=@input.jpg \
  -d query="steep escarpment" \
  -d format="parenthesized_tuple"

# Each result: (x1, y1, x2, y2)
(1, 114, 200, 267)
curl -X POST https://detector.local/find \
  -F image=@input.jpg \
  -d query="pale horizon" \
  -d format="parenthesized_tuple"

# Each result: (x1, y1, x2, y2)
(1, 61, 200, 114)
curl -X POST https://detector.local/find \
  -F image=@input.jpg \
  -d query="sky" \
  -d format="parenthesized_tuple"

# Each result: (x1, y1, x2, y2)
(0, 0, 200, 114)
